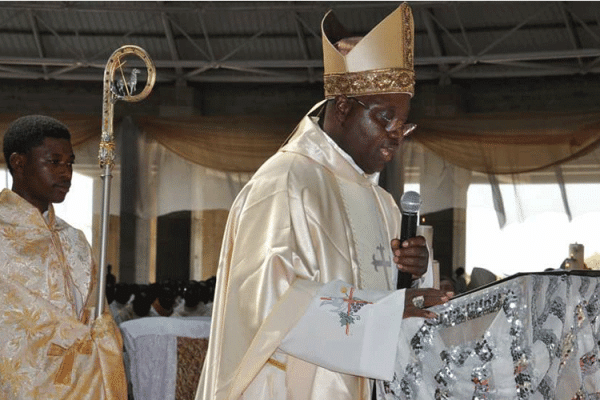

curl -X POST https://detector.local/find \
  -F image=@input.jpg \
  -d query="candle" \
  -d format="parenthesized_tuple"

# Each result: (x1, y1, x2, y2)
(417, 225, 438, 288)
(569, 243, 584, 270)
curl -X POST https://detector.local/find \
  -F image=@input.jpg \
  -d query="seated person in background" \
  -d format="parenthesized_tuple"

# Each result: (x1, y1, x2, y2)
(110, 283, 133, 310)
(0, 115, 126, 398)
(172, 281, 209, 318)
(106, 281, 116, 305)
(467, 267, 497, 291)
(111, 282, 134, 325)
(150, 282, 177, 317)
(201, 277, 216, 317)
(205, 275, 216, 288)
(454, 267, 468, 294)
(131, 285, 156, 320)
(439, 275, 456, 294)
(114, 284, 157, 324)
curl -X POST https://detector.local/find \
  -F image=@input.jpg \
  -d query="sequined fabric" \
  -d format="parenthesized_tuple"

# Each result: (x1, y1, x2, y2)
(384, 271, 600, 400)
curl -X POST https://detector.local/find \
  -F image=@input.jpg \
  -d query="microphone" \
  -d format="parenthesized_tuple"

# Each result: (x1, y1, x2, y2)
(397, 191, 421, 289)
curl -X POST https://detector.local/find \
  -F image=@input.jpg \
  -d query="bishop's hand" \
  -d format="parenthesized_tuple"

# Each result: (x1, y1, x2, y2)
(404, 288, 452, 319)
(391, 236, 429, 279)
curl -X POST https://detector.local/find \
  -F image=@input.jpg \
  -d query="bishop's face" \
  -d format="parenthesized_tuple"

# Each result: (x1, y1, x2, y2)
(12, 137, 74, 213)
(337, 93, 413, 175)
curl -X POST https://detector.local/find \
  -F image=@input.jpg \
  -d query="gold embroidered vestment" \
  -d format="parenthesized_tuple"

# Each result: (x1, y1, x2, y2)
(0, 189, 127, 399)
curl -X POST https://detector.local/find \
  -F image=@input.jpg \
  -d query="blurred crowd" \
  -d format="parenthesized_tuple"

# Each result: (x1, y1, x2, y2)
(105, 269, 216, 325)
(104, 264, 499, 326)
(438, 266, 500, 295)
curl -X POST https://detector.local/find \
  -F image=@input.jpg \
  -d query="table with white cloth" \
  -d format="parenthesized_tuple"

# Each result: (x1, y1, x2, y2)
(120, 316, 211, 400)
(385, 271, 600, 400)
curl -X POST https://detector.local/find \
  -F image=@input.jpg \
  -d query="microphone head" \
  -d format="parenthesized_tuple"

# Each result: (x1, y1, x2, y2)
(400, 191, 421, 214)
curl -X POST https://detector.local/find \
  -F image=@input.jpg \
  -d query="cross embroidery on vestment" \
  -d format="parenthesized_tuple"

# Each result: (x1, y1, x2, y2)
(372, 243, 392, 288)
(320, 286, 373, 335)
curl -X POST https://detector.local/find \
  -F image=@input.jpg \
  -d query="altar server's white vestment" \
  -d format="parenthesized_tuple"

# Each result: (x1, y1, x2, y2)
(196, 108, 431, 400)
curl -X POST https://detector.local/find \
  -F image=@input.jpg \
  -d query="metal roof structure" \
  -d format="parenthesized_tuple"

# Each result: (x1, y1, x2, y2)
(0, 1, 599, 85)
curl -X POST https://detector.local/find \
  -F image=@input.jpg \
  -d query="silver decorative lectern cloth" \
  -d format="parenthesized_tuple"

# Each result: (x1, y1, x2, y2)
(384, 271, 600, 400)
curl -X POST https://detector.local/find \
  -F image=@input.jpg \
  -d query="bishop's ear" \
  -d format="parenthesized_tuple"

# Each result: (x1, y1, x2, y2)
(334, 95, 353, 120)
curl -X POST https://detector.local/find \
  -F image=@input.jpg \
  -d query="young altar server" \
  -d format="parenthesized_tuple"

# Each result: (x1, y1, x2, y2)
(0, 115, 127, 399)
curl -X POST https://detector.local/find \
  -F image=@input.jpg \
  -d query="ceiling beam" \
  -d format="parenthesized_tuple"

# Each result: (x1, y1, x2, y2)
(421, 8, 450, 85)
(161, 11, 184, 83)
(0, 2, 410, 14)
(196, 10, 215, 61)
(0, 2, 598, 85)
(0, 66, 598, 83)
(2, 48, 600, 71)
(559, 2, 583, 68)
(26, 9, 48, 78)
(293, 12, 316, 83)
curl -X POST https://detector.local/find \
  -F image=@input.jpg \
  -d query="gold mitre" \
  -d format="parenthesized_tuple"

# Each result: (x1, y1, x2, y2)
(322, 3, 415, 98)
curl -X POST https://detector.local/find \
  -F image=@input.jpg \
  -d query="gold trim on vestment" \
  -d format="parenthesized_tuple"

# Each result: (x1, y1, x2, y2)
(47, 339, 93, 385)
(324, 68, 415, 98)
(401, 3, 414, 70)
(266, 357, 287, 371)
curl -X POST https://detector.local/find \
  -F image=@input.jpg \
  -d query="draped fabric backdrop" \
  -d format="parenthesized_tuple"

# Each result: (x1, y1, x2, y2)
(412, 111, 600, 175)
(0, 111, 599, 222)
(138, 115, 297, 173)
(0, 111, 598, 223)
(403, 111, 600, 227)
(0, 110, 599, 277)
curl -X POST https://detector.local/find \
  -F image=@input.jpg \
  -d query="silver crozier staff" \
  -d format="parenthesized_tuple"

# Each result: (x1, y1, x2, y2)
(96, 45, 156, 318)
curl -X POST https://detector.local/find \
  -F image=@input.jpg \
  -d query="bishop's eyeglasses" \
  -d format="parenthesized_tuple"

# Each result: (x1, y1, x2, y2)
(348, 96, 417, 137)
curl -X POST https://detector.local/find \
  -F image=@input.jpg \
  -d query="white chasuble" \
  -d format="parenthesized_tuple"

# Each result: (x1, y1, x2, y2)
(196, 106, 431, 400)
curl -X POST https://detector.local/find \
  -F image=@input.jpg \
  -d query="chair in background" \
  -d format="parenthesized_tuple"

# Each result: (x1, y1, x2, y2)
(120, 316, 211, 400)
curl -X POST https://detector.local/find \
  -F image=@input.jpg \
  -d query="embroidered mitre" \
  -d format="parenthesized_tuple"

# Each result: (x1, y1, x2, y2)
(321, 2, 415, 98)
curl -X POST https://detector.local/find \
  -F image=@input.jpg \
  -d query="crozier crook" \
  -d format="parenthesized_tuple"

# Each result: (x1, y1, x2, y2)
(96, 45, 156, 318)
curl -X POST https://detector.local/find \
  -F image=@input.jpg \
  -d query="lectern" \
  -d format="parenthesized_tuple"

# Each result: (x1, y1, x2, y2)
(384, 271, 600, 399)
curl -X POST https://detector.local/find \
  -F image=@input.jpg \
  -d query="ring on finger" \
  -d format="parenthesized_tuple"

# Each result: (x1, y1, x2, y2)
(412, 295, 425, 309)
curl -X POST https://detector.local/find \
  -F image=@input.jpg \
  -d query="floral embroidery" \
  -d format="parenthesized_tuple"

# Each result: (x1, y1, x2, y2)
(3, 307, 43, 339)
(0, 357, 26, 397)
(0, 190, 123, 398)
(321, 286, 372, 335)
